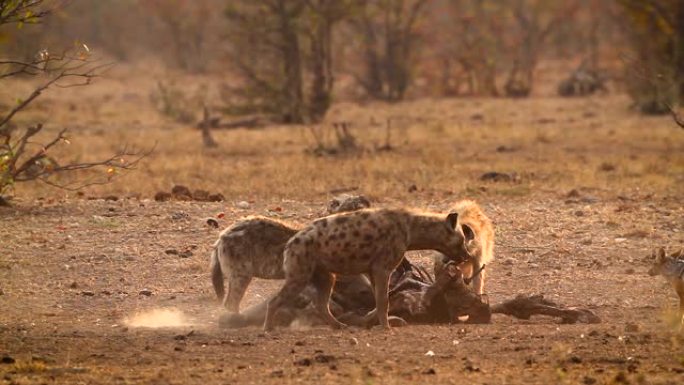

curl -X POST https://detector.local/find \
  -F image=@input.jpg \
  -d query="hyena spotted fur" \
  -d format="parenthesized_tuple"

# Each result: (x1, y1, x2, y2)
(433, 200, 494, 295)
(648, 247, 684, 331)
(263, 208, 472, 331)
(210, 195, 371, 313)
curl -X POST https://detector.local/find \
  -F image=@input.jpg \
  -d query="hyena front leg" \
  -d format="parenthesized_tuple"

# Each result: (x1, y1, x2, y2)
(369, 264, 392, 330)
(224, 273, 252, 313)
(311, 270, 347, 329)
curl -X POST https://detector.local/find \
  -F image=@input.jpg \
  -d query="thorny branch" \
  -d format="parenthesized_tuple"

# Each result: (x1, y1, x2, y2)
(0, 45, 150, 197)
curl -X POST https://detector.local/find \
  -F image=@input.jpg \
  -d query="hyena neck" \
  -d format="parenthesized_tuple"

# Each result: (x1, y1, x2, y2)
(405, 212, 451, 253)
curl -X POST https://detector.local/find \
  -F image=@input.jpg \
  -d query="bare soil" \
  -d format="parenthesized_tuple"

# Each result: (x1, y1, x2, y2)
(1, 192, 683, 385)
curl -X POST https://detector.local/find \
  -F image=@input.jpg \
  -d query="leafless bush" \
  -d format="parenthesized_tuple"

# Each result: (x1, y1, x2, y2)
(0, 1, 151, 204)
(307, 121, 362, 156)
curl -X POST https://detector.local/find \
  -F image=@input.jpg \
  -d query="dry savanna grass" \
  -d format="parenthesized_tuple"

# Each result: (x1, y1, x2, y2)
(2, 66, 682, 203)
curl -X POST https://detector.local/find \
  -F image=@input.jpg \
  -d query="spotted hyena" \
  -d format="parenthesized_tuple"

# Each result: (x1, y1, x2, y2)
(433, 200, 494, 295)
(210, 195, 371, 313)
(263, 208, 472, 331)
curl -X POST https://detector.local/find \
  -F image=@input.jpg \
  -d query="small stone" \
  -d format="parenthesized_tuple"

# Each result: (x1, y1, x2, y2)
(174, 346, 184, 352)
(81, 291, 95, 297)
(408, 184, 418, 193)
(1, 356, 15, 364)
(270, 369, 284, 377)
(569, 356, 582, 364)
(574, 210, 585, 217)
(314, 354, 335, 363)
(139, 289, 153, 296)
(624, 268, 635, 275)
(422, 368, 436, 375)
(582, 376, 597, 385)
(205, 218, 219, 229)
(349, 337, 359, 346)
(154, 192, 172, 202)
(69, 281, 78, 289)
(236, 201, 250, 209)
(165, 249, 179, 255)
(178, 250, 193, 258)
(294, 358, 312, 366)
(625, 323, 639, 333)
(294, 341, 305, 346)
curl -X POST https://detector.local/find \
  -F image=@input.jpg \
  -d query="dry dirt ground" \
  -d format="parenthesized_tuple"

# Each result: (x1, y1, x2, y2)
(1, 71, 684, 384)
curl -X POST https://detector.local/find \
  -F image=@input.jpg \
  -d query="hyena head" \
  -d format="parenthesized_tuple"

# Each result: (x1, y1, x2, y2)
(442, 212, 472, 264)
(648, 247, 668, 276)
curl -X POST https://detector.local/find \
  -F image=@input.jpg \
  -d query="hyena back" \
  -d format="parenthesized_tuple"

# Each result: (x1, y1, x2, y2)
(263, 208, 471, 331)
(434, 199, 494, 295)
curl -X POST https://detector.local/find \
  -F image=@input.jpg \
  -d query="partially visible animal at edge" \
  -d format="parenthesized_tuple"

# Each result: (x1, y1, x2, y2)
(210, 195, 371, 312)
(433, 200, 494, 295)
(263, 208, 472, 331)
(648, 247, 684, 331)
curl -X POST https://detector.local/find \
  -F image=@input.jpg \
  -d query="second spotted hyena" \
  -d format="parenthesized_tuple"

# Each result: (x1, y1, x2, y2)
(433, 200, 494, 295)
(263, 208, 472, 331)
(210, 195, 371, 312)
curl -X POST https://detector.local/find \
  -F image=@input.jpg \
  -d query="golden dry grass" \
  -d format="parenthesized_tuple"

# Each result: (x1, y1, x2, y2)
(2, 65, 683, 203)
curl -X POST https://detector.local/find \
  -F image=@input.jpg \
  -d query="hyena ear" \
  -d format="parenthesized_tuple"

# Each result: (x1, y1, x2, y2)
(462, 224, 475, 241)
(655, 247, 666, 263)
(446, 212, 459, 229)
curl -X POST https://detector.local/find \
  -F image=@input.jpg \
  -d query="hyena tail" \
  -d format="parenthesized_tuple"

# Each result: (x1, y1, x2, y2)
(210, 243, 225, 301)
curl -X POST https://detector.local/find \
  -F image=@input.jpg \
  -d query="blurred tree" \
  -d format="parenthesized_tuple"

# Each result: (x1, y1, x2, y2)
(617, 0, 684, 113)
(0, 0, 149, 204)
(349, 0, 429, 101)
(224, 0, 356, 123)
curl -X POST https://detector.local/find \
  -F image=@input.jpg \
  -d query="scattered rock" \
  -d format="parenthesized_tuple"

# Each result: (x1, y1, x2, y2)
(155, 186, 224, 202)
(569, 355, 582, 364)
(69, 281, 78, 289)
(567, 189, 581, 198)
(154, 191, 172, 202)
(408, 184, 418, 193)
(464, 359, 480, 372)
(103, 195, 119, 201)
(237, 201, 250, 209)
(139, 289, 153, 296)
(349, 337, 359, 346)
(625, 322, 639, 333)
(327, 194, 371, 214)
(314, 354, 336, 363)
(81, 291, 95, 296)
(178, 250, 193, 258)
(480, 171, 519, 183)
(294, 358, 312, 366)
(170, 212, 189, 221)
(1, 356, 15, 364)
(574, 210, 585, 217)
(174, 346, 184, 352)
(624, 268, 635, 275)
(0, 288, 3, 295)
(422, 368, 436, 375)
(496, 145, 517, 153)
(598, 162, 616, 172)
(270, 369, 284, 377)
(582, 376, 597, 385)
(165, 249, 179, 255)
(205, 218, 219, 228)
(294, 341, 305, 346)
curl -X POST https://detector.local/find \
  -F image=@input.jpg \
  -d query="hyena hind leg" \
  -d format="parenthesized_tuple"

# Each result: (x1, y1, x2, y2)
(224, 273, 252, 313)
(311, 270, 347, 329)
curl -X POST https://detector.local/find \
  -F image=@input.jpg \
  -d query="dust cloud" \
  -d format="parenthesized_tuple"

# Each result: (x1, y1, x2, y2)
(124, 308, 191, 328)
